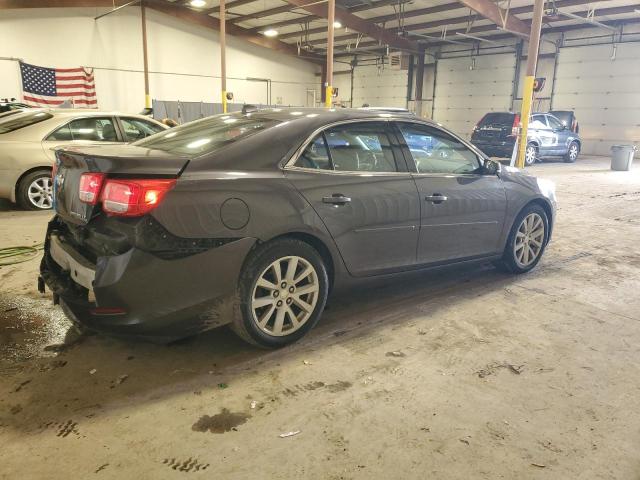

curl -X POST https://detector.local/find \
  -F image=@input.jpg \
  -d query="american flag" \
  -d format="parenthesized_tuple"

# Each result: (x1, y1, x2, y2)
(20, 62, 97, 108)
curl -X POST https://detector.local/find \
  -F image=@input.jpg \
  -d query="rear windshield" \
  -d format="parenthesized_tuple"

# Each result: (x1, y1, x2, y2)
(477, 113, 514, 127)
(135, 114, 281, 155)
(0, 111, 53, 134)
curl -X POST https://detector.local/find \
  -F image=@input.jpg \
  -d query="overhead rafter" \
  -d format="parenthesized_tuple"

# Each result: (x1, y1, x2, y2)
(234, 0, 399, 28)
(277, 0, 464, 40)
(456, 0, 530, 37)
(334, 7, 640, 56)
(0, 0, 116, 6)
(306, 0, 604, 48)
(146, 0, 324, 64)
(280, 0, 419, 52)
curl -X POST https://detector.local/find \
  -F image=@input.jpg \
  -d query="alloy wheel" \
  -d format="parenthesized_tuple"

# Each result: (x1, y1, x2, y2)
(251, 256, 319, 337)
(569, 144, 578, 160)
(525, 146, 536, 166)
(514, 213, 545, 268)
(27, 177, 53, 209)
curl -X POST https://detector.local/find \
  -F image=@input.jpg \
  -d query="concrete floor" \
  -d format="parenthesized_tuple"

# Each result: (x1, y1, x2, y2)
(1, 155, 639, 479)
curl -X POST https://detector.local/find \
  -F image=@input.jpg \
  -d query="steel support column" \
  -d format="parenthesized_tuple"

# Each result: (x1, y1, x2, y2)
(220, 0, 227, 113)
(325, 0, 335, 107)
(516, 0, 544, 168)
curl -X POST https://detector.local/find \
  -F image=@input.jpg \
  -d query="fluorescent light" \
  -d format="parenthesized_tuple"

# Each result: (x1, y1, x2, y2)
(333, 21, 342, 28)
(190, 0, 206, 7)
(263, 29, 279, 37)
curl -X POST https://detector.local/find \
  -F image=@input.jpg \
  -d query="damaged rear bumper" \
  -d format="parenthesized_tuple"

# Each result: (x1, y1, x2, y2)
(39, 216, 256, 341)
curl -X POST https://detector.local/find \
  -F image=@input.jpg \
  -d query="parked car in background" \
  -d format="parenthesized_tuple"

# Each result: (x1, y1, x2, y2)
(40, 108, 556, 348)
(0, 109, 167, 210)
(471, 111, 581, 166)
(0, 100, 31, 113)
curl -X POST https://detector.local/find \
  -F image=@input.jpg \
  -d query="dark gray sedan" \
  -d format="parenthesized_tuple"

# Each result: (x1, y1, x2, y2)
(39, 108, 556, 347)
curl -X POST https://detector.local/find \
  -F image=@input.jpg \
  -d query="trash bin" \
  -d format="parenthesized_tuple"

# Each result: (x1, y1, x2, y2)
(611, 145, 637, 171)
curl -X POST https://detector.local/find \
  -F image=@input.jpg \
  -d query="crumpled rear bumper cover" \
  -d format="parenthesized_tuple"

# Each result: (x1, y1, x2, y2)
(39, 217, 257, 341)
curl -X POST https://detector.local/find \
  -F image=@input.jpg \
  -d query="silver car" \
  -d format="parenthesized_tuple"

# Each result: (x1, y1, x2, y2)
(0, 109, 167, 210)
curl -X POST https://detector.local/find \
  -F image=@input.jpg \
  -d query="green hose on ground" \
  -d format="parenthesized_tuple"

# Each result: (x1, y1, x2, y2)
(0, 243, 44, 266)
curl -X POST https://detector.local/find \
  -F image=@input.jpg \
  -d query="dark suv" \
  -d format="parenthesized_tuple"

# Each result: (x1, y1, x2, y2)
(471, 112, 581, 166)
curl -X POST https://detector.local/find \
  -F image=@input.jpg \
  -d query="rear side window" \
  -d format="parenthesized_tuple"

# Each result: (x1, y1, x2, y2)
(477, 113, 514, 127)
(136, 114, 280, 155)
(297, 135, 332, 170)
(0, 111, 53, 134)
(325, 123, 397, 172)
(46, 117, 118, 142)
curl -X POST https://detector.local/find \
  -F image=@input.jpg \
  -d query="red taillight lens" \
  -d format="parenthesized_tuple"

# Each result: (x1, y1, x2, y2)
(79, 173, 106, 205)
(511, 114, 521, 136)
(101, 179, 176, 217)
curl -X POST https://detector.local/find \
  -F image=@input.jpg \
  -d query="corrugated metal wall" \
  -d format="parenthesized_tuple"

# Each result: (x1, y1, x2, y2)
(432, 53, 517, 138)
(553, 43, 640, 155)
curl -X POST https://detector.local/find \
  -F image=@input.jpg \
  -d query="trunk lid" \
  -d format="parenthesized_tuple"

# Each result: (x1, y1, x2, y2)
(53, 144, 189, 225)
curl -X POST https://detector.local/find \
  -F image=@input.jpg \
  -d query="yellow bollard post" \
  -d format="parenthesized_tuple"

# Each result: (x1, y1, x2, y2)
(516, 76, 534, 168)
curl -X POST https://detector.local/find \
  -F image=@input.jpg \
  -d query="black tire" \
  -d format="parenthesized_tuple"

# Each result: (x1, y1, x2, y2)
(17, 169, 53, 210)
(524, 144, 538, 166)
(494, 203, 549, 274)
(564, 141, 579, 163)
(231, 238, 329, 348)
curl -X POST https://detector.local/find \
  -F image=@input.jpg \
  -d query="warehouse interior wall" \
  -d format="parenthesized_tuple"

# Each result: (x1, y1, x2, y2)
(0, 7, 320, 112)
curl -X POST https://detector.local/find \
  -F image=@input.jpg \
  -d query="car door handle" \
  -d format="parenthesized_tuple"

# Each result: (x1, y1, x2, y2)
(425, 194, 448, 204)
(322, 194, 352, 205)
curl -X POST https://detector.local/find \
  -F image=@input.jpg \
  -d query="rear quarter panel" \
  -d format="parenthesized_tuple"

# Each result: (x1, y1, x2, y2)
(0, 141, 50, 201)
(151, 170, 349, 279)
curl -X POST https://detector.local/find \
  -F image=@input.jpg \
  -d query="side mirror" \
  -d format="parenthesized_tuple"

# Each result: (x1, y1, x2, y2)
(483, 158, 500, 175)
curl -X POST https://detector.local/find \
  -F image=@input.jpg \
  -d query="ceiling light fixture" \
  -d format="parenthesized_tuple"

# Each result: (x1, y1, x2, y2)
(333, 21, 342, 28)
(263, 28, 279, 37)
(190, 0, 206, 7)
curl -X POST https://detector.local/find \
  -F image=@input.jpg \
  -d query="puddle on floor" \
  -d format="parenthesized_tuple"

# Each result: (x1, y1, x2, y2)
(0, 294, 75, 370)
(191, 408, 250, 434)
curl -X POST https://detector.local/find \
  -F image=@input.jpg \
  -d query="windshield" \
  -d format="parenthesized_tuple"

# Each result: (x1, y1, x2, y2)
(135, 114, 281, 155)
(0, 111, 53, 134)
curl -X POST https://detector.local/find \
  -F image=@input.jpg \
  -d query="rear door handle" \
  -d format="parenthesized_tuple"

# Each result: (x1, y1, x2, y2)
(425, 194, 448, 204)
(322, 194, 352, 205)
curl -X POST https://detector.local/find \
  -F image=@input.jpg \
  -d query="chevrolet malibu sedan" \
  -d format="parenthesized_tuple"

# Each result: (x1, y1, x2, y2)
(39, 108, 556, 348)
(0, 109, 167, 210)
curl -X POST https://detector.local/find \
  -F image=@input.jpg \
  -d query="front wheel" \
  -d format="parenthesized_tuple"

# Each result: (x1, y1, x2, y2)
(525, 144, 538, 166)
(564, 141, 579, 163)
(494, 204, 549, 274)
(231, 238, 329, 348)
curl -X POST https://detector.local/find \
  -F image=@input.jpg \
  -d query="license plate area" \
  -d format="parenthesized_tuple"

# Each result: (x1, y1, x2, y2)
(49, 233, 96, 292)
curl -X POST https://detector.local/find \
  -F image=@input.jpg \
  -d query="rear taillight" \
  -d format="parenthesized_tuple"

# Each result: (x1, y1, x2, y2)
(511, 114, 521, 136)
(79, 173, 106, 205)
(100, 179, 176, 217)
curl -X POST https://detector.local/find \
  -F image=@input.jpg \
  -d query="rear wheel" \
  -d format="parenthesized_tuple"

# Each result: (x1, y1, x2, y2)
(494, 204, 549, 274)
(564, 141, 579, 163)
(524, 144, 538, 166)
(17, 169, 53, 210)
(231, 238, 329, 348)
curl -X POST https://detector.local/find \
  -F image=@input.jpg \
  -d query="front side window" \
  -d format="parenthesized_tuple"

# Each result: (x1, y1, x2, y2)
(398, 122, 481, 175)
(120, 117, 165, 141)
(47, 117, 118, 142)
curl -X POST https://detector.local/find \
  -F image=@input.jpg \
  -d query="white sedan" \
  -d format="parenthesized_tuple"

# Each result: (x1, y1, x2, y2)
(0, 109, 167, 210)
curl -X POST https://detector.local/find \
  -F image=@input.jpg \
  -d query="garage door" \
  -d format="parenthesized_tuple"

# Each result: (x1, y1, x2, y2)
(351, 64, 408, 109)
(433, 53, 516, 138)
(553, 43, 640, 156)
